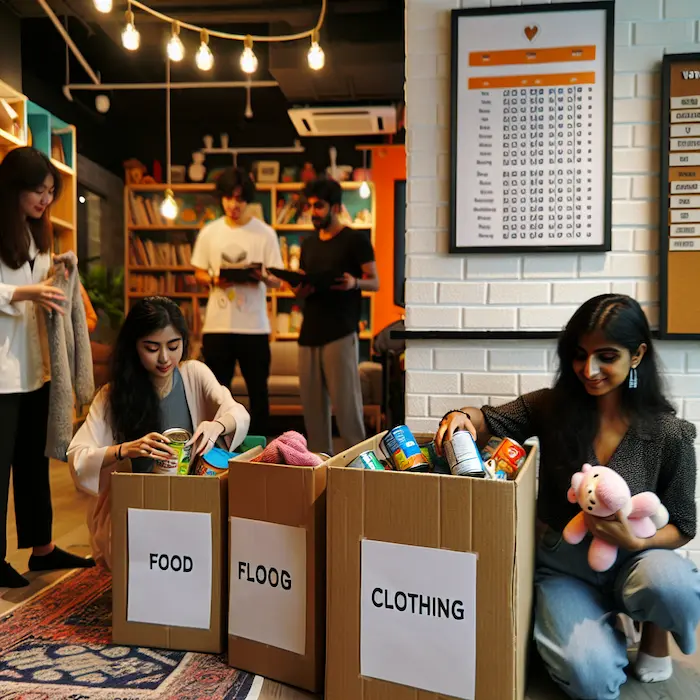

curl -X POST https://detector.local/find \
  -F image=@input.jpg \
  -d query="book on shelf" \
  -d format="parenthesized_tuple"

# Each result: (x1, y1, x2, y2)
(129, 273, 201, 294)
(128, 191, 168, 226)
(129, 237, 192, 267)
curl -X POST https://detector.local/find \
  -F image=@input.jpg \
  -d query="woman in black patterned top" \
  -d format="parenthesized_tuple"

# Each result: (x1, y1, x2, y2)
(435, 294, 700, 700)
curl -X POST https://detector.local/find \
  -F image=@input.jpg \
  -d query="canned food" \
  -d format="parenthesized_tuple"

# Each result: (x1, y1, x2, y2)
(480, 436, 526, 477)
(444, 430, 485, 477)
(349, 451, 385, 471)
(418, 438, 450, 475)
(153, 428, 192, 475)
(380, 425, 430, 472)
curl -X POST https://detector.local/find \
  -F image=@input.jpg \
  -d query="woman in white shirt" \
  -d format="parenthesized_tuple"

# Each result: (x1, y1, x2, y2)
(0, 146, 95, 587)
(67, 296, 250, 569)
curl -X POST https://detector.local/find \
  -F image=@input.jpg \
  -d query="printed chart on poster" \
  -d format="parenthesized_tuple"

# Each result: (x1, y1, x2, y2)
(660, 53, 700, 338)
(450, 2, 614, 254)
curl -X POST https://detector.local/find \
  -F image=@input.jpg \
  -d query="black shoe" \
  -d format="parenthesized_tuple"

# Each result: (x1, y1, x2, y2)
(28, 547, 95, 572)
(0, 561, 29, 588)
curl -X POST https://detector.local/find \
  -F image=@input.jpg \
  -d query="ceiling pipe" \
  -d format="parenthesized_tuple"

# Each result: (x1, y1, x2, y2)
(36, 0, 101, 86)
(62, 79, 279, 102)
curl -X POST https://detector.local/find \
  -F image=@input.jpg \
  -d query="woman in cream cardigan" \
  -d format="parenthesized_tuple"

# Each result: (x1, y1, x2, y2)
(68, 296, 250, 568)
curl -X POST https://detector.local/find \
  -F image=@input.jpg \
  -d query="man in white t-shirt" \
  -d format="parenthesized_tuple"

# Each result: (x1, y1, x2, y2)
(191, 167, 282, 435)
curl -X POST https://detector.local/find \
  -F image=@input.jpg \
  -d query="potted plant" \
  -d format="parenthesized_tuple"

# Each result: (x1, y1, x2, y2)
(81, 264, 124, 388)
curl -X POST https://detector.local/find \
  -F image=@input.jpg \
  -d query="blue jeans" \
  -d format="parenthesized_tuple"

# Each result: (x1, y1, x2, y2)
(534, 528, 700, 700)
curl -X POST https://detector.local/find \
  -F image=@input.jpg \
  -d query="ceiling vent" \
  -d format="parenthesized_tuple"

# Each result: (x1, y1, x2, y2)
(287, 105, 397, 137)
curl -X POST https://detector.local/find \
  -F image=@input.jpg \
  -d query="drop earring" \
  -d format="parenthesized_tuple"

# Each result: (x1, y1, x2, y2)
(629, 366, 638, 389)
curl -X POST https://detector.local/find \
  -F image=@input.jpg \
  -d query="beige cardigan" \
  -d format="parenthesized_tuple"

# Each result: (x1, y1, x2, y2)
(67, 360, 250, 568)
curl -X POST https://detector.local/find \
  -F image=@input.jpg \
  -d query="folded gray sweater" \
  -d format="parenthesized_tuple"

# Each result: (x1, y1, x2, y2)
(44, 256, 95, 460)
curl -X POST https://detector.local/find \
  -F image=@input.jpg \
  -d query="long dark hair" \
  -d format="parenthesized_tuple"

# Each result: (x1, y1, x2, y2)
(551, 294, 674, 468)
(0, 147, 62, 269)
(108, 296, 190, 443)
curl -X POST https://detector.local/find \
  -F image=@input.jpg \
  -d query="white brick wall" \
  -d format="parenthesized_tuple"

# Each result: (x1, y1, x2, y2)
(405, 0, 700, 556)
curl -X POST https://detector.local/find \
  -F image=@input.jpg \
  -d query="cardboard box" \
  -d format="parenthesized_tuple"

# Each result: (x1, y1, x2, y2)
(227, 448, 327, 693)
(112, 471, 228, 653)
(325, 432, 536, 700)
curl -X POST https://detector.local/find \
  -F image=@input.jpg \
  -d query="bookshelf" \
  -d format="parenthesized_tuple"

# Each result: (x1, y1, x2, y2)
(124, 181, 376, 360)
(0, 83, 77, 255)
(27, 101, 77, 254)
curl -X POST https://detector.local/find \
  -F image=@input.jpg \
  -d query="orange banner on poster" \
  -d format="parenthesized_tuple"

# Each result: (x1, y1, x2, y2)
(468, 72, 596, 90)
(469, 46, 596, 67)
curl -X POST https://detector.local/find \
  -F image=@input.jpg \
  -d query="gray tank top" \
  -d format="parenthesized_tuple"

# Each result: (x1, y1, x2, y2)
(131, 368, 194, 474)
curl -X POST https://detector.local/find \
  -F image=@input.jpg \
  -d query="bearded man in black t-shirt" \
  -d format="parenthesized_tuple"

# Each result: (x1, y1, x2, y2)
(292, 178, 379, 454)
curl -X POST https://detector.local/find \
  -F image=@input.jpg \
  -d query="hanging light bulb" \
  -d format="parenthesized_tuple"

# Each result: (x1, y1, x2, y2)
(240, 35, 258, 74)
(196, 30, 214, 71)
(359, 181, 371, 199)
(167, 23, 185, 62)
(161, 189, 178, 220)
(121, 8, 140, 51)
(307, 29, 325, 71)
(93, 0, 112, 13)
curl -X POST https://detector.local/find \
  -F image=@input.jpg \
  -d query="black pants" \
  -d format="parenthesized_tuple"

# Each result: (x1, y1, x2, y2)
(0, 383, 53, 561)
(203, 333, 271, 436)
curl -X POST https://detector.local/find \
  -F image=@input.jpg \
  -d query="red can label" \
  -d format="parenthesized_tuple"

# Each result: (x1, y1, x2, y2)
(481, 437, 526, 476)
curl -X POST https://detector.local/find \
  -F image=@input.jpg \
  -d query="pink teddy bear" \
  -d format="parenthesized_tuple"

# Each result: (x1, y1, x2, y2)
(562, 463, 669, 572)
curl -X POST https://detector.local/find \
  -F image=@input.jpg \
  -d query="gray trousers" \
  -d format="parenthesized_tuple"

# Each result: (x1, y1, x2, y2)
(298, 332, 366, 455)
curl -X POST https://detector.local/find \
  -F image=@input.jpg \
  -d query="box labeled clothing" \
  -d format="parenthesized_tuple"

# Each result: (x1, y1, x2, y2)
(227, 448, 327, 693)
(325, 432, 537, 700)
(111, 471, 228, 653)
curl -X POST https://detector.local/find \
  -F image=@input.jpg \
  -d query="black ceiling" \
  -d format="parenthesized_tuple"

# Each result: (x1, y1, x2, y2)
(8, 0, 405, 175)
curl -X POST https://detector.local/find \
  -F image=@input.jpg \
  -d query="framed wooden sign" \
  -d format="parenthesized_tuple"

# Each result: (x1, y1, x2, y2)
(659, 53, 700, 339)
(449, 1, 614, 254)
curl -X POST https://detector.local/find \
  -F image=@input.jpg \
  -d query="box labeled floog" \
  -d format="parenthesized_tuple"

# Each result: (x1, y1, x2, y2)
(227, 447, 327, 693)
(111, 470, 228, 653)
(325, 432, 536, 700)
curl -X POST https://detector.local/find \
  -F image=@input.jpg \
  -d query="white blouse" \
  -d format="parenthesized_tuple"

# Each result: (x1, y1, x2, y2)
(0, 235, 51, 394)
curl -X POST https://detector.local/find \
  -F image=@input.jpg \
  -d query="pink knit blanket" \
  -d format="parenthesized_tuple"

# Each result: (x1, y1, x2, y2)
(250, 431, 324, 466)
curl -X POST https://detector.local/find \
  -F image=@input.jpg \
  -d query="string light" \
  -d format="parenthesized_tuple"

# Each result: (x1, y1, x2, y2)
(307, 29, 325, 70)
(122, 7, 140, 51)
(161, 188, 178, 220)
(93, 0, 112, 13)
(240, 35, 258, 74)
(195, 30, 214, 71)
(359, 181, 371, 199)
(167, 22, 185, 62)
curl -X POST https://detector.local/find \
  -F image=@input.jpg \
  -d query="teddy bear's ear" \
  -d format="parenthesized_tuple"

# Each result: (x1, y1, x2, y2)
(567, 486, 578, 504)
(582, 463, 592, 472)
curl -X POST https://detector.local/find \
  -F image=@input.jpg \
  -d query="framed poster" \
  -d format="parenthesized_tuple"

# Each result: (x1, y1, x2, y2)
(659, 53, 700, 339)
(449, 2, 614, 254)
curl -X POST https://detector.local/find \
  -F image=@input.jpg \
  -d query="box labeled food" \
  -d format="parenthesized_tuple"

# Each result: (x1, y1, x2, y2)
(111, 470, 228, 653)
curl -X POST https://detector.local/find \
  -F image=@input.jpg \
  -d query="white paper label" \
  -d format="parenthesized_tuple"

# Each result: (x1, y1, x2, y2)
(229, 517, 307, 655)
(671, 124, 700, 137)
(670, 153, 700, 166)
(360, 540, 478, 700)
(671, 180, 700, 193)
(127, 508, 213, 629)
(670, 237, 700, 251)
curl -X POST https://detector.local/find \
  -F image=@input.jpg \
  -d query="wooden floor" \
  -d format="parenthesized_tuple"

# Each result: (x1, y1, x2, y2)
(1, 462, 698, 700)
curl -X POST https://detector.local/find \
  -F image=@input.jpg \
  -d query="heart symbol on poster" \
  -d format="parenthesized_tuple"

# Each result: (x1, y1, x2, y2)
(524, 25, 539, 42)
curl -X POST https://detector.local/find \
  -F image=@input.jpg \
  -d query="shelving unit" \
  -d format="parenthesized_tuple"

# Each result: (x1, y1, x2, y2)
(0, 84, 78, 255)
(27, 101, 77, 254)
(124, 181, 376, 360)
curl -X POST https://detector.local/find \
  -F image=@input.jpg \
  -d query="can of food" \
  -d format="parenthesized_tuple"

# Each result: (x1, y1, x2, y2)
(349, 451, 385, 471)
(444, 430, 485, 477)
(380, 425, 430, 472)
(153, 428, 192, 475)
(418, 438, 450, 475)
(480, 436, 526, 477)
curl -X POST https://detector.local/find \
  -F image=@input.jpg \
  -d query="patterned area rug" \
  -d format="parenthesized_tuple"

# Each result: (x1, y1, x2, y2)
(0, 566, 259, 699)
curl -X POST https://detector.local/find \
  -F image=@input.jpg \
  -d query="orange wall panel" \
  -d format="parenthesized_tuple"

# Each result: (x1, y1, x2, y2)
(367, 144, 406, 334)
